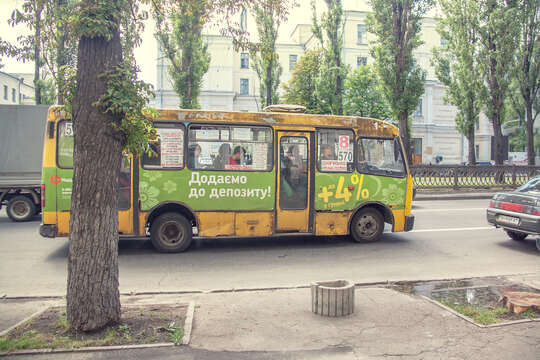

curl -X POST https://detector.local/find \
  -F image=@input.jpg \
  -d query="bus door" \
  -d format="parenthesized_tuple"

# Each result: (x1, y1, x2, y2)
(118, 156, 134, 235)
(276, 131, 313, 232)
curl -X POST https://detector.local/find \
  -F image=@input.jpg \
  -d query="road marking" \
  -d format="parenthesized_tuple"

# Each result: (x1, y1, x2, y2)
(410, 226, 494, 233)
(413, 208, 486, 212)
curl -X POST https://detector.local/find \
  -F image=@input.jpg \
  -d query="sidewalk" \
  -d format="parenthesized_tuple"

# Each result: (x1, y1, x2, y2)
(1, 275, 539, 359)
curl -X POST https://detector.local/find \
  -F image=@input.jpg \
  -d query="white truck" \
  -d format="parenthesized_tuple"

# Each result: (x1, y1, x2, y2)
(0, 105, 49, 221)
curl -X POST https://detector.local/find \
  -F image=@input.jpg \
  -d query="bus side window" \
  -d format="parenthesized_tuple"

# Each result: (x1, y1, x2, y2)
(317, 128, 354, 172)
(142, 125, 185, 169)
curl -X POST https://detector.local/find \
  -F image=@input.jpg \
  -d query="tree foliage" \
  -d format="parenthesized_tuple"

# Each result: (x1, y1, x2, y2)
(251, 1, 283, 108)
(476, 0, 520, 165)
(282, 49, 324, 113)
(152, 0, 211, 109)
(367, 0, 433, 162)
(5, 0, 77, 104)
(433, 0, 483, 165)
(343, 65, 391, 120)
(311, 0, 347, 115)
(513, 0, 540, 164)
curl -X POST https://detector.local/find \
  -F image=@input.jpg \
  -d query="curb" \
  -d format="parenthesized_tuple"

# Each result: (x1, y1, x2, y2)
(181, 301, 195, 345)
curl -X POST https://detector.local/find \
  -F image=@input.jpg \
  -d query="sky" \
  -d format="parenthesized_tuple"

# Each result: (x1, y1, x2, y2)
(0, 0, 372, 87)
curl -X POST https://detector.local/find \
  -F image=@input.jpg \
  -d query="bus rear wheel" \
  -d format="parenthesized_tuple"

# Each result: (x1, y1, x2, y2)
(350, 208, 384, 243)
(7, 195, 36, 222)
(150, 213, 193, 253)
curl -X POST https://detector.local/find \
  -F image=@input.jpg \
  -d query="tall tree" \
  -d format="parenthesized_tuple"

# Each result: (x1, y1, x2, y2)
(67, 0, 154, 331)
(514, 0, 540, 165)
(312, 0, 347, 115)
(6, 0, 76, 104)
(282, 49, 324, 113)
(343, 65, 391, 120)
(251, 1, 283, 107)
(152, 0, 211, 109)
(477, 0, 520, 165)
(367, 0, 433, 163)
(433, 0, 483, 165)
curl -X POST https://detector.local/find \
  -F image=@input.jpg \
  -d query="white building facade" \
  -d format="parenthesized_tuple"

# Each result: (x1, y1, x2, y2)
(155, 2, 493, 164)
(0, 71, 34, 105)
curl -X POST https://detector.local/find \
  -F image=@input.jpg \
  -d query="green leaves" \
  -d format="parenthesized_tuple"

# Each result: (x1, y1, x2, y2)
(343, 65, 391, 120)
(72, 0, 121, 40)
(152, 0, 211, 109)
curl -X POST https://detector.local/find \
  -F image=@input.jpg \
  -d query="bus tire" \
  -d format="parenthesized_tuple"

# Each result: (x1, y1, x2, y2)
(350, 208, 384, 243)
(150, 212, 193, 253)
(6, 195, 36, 222)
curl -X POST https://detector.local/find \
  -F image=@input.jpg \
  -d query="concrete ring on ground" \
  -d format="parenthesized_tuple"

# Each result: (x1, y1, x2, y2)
(311, 280, 355, 317)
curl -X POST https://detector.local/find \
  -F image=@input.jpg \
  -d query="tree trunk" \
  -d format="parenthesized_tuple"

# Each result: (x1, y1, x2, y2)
(33, 5, 42, 105)
(492, 111, 504, 165)
(467, 124, 476, 165)
(67, 26, 124, 331)
(266, 58, 273, 106)
(399, 111, 411, 165)
(525, 100, 535, 165)
(336, 56, 343, 115)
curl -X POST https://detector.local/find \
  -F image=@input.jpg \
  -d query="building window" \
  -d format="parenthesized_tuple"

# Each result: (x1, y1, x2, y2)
(475, 120, 479, 130)
(357, 56, 367, 67)
(289, 54, 298, 70)
(240, 78, 249, 95)
(3, 85, 7, 100)
(475, 145, 480, 160)
(12, 88, 16, 103)
(240, 8, 247, 31)
(240, 53, 249, 69)
(440, 37, 448, 49)
(414, 99, 423, 117)
(357, 24, 366, 44)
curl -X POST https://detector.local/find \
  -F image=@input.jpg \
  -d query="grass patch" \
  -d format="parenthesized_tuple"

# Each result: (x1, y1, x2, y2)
(439, 301, 537, 325)
(0, 304, 188, 354)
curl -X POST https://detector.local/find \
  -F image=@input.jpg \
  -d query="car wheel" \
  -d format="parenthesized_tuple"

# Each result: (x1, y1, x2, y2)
(505, 230, 528, 241)
(150, 213, 193, 253)
(6, 195, 36, 222)
(350, 208, 384, 243)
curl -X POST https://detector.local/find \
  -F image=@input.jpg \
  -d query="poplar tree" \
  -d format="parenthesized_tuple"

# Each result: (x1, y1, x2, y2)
(367, 0, 433, 162)
(476, 0, 520, 165)
(433, 0, 483, 165)
(312, 0, 347, 115)
(251, 1, 283, 107)
(514, 0, 540, 165)
(152, 0, 211, 109)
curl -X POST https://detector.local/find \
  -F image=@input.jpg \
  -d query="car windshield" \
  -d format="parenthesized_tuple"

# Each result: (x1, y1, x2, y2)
(517, 177, 540, 193)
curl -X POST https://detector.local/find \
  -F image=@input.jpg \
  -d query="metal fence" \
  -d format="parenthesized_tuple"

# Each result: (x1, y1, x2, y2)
(411, 165, 540, 189)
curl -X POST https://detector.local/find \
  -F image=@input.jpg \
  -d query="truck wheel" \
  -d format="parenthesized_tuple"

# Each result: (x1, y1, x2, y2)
(6, 195, 36, 222)
(505, 230, 527, 241)
(150, 213, 192, 253)
(350, 208, 384, 243)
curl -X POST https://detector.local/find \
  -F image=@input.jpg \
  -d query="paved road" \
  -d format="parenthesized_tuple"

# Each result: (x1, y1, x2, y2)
(0, 199, 538, 297)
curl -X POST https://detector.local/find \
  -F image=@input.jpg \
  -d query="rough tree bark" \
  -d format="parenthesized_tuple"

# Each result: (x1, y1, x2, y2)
(526, 100, 535, 165)
(467, 123, 476, 165)
(67, 22, 124, 330)
(266, 57, 273, 106)
(399, 111, 411, 165)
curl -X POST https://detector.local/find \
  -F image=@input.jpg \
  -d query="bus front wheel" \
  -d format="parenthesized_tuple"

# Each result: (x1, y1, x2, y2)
(350, 208, 384, 243)
(150, 213, 193, 253)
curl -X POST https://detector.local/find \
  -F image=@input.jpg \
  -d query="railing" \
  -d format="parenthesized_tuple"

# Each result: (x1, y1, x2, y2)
(411, 165, 540, 190)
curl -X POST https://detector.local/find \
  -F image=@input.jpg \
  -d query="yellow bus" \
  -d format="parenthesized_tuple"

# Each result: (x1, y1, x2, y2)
(40, 105, 414, 252)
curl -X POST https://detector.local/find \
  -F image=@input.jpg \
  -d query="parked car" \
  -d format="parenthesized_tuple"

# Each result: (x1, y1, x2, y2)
(487, 176, 540, 251)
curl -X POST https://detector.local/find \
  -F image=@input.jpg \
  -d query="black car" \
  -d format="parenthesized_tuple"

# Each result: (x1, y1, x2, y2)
(487, 176, 540, 247)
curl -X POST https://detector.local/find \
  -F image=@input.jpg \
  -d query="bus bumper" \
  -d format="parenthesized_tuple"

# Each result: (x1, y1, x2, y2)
(404, 215, 414, 232)
(39, 224, 57, 238)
